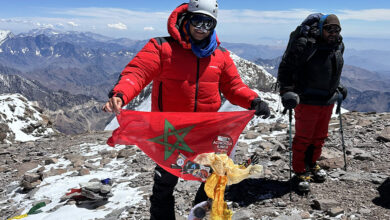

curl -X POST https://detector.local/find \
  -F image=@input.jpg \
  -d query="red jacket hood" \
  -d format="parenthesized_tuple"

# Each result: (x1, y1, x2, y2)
(167, 3, 220, 50)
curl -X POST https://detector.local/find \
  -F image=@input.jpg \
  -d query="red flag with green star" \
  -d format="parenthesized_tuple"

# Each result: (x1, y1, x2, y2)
(107, 110, 254, 181)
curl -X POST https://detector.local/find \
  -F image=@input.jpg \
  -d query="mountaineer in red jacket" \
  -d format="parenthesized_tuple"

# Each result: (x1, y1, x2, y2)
(103, 0, 270, 219)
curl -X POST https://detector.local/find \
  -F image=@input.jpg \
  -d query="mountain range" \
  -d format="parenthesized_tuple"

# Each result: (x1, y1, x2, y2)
(0, 29, 138, 101)
(0, 28, 277, 135)
(0, 27, 389, 137)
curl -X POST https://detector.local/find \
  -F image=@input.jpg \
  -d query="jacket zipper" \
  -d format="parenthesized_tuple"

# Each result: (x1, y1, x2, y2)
(158, 82, 163, 111)
(194, 58, 200, 112)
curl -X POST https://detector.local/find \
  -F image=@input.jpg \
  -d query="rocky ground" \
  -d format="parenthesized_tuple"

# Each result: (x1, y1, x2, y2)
(0, 111, 389, 220)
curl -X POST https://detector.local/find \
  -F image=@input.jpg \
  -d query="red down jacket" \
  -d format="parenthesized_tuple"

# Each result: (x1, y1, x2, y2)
(111, 4, 258, 112)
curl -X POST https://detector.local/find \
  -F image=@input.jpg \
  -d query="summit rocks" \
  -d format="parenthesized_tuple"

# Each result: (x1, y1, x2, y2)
(0, 111, 389, 219)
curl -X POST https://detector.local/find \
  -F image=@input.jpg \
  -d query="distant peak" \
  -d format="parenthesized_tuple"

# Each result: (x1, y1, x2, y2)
(32, 28, 61, 34)
(0, 30, 14, 46)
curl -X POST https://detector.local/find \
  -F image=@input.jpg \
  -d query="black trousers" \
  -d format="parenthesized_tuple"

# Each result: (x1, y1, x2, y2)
(149, 165, 208, 220)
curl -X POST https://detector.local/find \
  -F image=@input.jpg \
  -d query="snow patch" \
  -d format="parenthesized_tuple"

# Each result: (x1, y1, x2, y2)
(21, 48, 29, 54)
(0, 93, 54, 142)
(7, 143, 143, 220)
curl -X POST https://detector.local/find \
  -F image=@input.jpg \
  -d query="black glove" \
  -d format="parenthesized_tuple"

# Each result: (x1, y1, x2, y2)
(241, 153, 260, 168)
(281, 92, 300, 109)
(250, 98, 270, 119)
(338, 85, 348, 100)
(247, 153, 260, 166)
(108, 91, 125, 105)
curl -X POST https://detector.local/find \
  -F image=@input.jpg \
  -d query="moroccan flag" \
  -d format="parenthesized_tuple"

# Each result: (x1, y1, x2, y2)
(107, 110, 254, 181)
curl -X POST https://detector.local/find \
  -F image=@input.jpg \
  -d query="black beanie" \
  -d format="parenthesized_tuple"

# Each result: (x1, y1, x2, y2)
(324, 14, 341, 28)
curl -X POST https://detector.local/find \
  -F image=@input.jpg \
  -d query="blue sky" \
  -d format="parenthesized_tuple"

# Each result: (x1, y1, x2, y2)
(1, 0, 390, 49)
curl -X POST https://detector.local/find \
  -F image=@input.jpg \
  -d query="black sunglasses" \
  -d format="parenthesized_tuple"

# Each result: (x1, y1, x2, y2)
(189, 14, 216, 31)
(323, 25, 341, 34)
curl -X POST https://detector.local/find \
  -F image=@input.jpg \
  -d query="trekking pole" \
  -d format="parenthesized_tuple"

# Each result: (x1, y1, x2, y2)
(281, 92, 299, 201)
(336, 93, 347, 171)
(288, 108, 293, 201)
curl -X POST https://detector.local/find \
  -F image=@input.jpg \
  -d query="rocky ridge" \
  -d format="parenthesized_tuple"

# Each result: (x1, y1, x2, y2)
(0, 73, 113, 135)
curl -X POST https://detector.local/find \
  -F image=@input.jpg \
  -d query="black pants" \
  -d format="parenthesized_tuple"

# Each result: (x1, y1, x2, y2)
(149, 165, 208, 220)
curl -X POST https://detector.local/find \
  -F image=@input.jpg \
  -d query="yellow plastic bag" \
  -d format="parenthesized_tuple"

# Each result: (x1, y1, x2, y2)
(7, 214, 28, 220)
(195, 153, 263, 220)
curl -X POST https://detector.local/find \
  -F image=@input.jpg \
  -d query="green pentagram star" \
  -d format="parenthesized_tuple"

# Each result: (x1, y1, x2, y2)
(148, 119, 195, 160)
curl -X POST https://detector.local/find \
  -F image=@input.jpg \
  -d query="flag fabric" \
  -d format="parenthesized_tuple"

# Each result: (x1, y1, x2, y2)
(107, 110, 255, 181)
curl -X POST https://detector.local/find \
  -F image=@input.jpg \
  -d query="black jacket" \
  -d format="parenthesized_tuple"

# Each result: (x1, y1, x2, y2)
(278, 35, 344, 105)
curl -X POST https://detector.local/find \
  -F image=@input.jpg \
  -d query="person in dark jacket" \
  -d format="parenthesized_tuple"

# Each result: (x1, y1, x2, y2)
(103, 0, 271, 219)
(278, 13, 347, 192)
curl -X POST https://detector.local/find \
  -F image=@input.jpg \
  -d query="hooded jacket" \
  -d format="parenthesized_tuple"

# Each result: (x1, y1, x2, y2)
(278, 28, 344, 105)
(109, 4, 258, 112)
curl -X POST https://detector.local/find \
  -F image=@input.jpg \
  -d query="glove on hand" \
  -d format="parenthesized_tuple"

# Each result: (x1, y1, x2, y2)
(246, 153, 260, 167)
(250, 98, 270, 119)
(338, 85, 348, 100)
(281, 92, 300, 109)
(300, 13, 323, 36)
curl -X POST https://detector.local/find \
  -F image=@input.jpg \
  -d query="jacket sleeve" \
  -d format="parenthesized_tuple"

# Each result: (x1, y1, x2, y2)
(110, 38, 161, 105)
(220, 50, 259, 109)
(277, 37, 308, 93)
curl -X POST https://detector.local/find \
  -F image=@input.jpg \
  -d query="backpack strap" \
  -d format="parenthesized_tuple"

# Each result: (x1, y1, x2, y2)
(318, 14, 329, 36)
(154, 36, 173, 45)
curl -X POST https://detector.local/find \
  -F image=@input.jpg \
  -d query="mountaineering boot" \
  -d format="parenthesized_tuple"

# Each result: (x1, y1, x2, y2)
(293, 173, 311, 193)
(310, 164, 327, 182)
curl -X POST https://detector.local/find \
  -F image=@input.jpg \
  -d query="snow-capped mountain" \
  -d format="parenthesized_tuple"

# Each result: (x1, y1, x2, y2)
(18, 28, 62, 38)
(0, 93, 55, 143)
(0, 30, 14, 46)
(19, 28, 115, 48)
(0, 32, 134, 70)
(0, 29, 135, 101)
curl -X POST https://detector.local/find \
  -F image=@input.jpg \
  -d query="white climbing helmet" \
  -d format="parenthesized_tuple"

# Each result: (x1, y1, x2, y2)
(188, 0, 218, 20)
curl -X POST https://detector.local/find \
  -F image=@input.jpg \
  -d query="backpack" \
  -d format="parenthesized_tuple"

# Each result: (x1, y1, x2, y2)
(283, 24, 319, 64)
(283, 13, 325, 63)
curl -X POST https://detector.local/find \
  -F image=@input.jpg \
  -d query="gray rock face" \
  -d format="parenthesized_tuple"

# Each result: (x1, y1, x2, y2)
(232, 210, 254, 220)
(328, 207, 344, 217)
(0, 122, 13, 143)
(377, 127, 390, 142)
